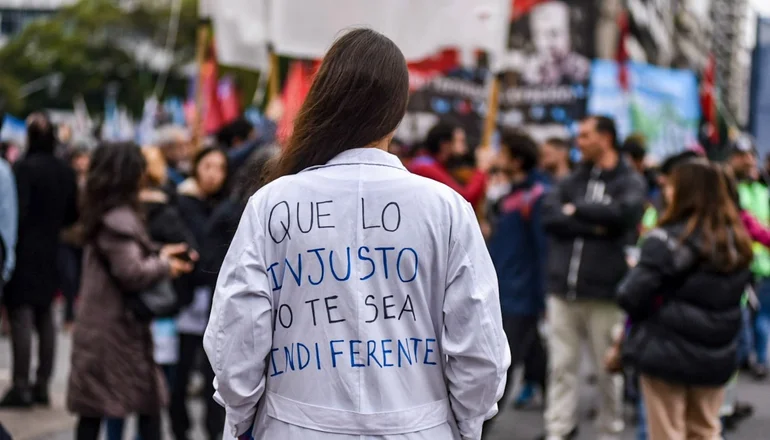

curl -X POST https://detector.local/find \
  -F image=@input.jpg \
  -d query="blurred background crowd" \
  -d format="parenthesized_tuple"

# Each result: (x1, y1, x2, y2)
(2, 0, 770, 439)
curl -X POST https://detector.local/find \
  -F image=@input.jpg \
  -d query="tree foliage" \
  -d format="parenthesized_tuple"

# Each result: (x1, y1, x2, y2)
(0, 0, 199, 116)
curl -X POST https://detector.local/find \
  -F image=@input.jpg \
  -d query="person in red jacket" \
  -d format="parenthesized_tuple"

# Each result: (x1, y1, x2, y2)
(408, 122, 490, 205)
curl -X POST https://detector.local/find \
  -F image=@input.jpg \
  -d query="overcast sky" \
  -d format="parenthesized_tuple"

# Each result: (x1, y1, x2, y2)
(752, 0, 770, 16)
(747, 0, 769, 47)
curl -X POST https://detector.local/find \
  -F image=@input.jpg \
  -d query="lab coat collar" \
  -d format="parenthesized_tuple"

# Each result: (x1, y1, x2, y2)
(303, 148, 407, 173)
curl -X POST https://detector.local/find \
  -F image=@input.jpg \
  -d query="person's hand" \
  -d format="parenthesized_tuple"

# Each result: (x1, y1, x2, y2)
(475, 147, 495, 174)
(167, 257, 193, 278)
(160, 243, 189, 260)
(562, 203, 576, 216)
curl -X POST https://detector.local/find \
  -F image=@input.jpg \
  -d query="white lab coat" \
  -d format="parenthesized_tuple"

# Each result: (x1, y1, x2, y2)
(204, 148, 510, 440)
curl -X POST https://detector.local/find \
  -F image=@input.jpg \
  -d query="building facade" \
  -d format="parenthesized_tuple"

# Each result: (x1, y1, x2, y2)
(0, 0, 75, 46)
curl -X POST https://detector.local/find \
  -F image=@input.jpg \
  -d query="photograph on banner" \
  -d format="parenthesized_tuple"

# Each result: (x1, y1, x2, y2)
(497, 0, 597, 142)
(588, 59, 700, 162)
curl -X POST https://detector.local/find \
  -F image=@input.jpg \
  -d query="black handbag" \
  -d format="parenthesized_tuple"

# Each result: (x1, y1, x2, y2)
(93, 231, 180, 322)
(122, 277, 179, 321)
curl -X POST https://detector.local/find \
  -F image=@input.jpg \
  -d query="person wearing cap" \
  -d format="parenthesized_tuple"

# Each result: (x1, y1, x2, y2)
(729, 137, 770, 380)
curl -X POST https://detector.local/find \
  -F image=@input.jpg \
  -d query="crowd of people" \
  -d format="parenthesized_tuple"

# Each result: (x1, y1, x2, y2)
(0, 108, 280, 439)
(0, 28, 768, 440)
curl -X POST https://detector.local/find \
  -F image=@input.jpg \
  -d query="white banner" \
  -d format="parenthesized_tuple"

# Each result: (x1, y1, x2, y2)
(207, 0, 270, 70)
(206, 0, 510, 69)
(270, 0, 510, 64)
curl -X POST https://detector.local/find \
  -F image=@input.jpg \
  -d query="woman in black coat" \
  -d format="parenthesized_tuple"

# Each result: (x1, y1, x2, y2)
(617, 159, 753, 440)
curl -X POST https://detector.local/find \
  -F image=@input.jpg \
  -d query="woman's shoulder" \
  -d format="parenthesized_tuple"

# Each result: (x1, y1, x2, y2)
(101, 205, 144, 238)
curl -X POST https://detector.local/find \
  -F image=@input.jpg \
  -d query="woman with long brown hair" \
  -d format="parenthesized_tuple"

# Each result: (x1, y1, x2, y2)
(617, 159, 753, 440)
(203, 29, 509, 440)
(67, 142, 193, 440)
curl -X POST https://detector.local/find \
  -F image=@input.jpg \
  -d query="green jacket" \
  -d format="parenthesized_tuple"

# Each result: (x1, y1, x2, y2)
(738, 181, 770, 277)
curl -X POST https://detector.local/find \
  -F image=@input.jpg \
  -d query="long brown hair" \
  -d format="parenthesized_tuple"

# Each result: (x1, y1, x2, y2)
(265, 28, 409, 182)
(81, 142, 146, 241)
(659, 159, 753, 272)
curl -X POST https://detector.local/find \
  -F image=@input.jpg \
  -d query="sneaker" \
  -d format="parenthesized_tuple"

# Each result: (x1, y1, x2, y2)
(535, 427, 578, 440)
(32, 384, 50, 406)
(734, 402, 754, 420)
(513, 382, 535, 409)
(0, 387, 33, 408)
(751, 363, 768, 380)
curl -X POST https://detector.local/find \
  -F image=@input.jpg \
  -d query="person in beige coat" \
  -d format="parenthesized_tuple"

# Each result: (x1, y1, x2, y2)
(67, 142, 193, 440)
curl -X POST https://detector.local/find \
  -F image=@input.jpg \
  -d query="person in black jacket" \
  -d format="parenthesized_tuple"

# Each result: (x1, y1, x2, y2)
(541, 116, 646, 440)
(1, 114, 78, 408)
(171, 147, 229, 440)
(617, 159, 752, 440)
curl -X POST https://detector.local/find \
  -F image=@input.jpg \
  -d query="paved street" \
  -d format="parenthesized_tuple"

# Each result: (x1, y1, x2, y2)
(2, 322, 770, 440)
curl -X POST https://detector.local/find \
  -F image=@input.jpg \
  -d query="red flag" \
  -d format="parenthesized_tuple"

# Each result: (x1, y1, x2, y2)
(278, 60, 315, 143)
(617, 9, 630, 91)
(201, 45, 225, 134)
(218, 75, 241, 123)
(407, 49, 460, 92)
(700, 54, 719, 145)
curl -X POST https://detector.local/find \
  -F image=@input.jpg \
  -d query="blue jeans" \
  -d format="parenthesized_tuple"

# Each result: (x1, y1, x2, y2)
(755, 311, 770, 365)
(637, 394, 647, 440)
(754, 280, 770, 365)
(105, 417, 127, 440)
(739, 306, 755, 365)
(105, 365, 175, 440)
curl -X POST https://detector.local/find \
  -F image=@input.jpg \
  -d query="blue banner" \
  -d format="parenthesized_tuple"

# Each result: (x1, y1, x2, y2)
(588, 59, 701, 162)
(0, 114, 26, 145)
(750, 18, 770, 157)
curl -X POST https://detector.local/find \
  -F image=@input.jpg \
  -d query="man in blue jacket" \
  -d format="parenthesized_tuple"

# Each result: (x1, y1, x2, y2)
(0, 112, 17, 303)
(486, 130, 549, 412)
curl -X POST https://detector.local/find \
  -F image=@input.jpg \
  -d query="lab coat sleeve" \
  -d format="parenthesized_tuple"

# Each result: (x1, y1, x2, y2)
(204, 200, 273, 438)
(442, 201, 511, 440)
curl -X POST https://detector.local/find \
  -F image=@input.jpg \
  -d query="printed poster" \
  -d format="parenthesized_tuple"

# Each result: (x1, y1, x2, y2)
(497, 0, 597, 141)
(588, 59, 701, 162)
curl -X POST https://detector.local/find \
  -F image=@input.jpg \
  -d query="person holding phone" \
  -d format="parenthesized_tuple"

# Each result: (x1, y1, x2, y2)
(68, 142, 193, 440)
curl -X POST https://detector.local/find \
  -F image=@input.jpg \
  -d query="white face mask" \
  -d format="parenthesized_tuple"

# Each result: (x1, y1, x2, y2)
(486, 183, 512, 202)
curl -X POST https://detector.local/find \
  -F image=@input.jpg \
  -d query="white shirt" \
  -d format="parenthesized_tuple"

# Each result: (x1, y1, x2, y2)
(204, 148, 510, 440)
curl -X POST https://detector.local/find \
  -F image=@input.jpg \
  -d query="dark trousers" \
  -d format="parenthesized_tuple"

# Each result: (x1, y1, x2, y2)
(105, 365, 175, 440)
(170, 333, 224, 440)
(8, 304, 55, 389)
(77, 415, 160, 440)
(57, 244, 82, 323)
(500, 314, 547, 404)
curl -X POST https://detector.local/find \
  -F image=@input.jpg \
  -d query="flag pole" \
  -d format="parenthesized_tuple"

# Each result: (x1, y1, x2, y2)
(267, 51, 280, 104)
(481, 75, 500, 149)
(194, 22, 209, 151)
(476, 73, 500, 225)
